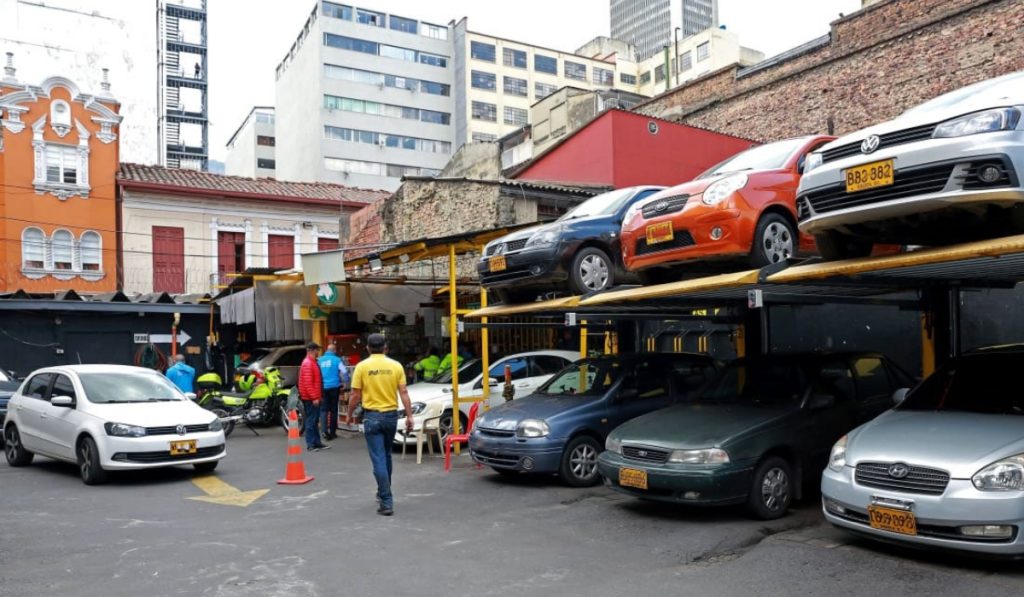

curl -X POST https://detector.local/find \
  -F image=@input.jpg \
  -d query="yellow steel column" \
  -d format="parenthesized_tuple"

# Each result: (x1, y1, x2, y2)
(733, 325, 746, 358)
(921, 313, 935, 377)
(310, 286, 326, 347)
(480, 286, 490, 411)
(579, 319, 588, 393)
(448, 244, 462, 453)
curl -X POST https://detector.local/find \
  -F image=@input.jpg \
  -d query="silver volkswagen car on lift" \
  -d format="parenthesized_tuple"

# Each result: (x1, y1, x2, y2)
(822, 345, 1024, 556)
(797, 70, 1024, 260)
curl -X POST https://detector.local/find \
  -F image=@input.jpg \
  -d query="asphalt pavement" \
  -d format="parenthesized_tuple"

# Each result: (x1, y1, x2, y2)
(1, 428, 1022, 597)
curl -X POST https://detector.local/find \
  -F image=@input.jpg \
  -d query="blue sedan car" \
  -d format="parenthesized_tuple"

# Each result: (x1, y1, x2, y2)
(469, 353, 719, 486)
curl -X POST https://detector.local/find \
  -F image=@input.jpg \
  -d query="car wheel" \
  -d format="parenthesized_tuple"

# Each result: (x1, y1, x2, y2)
(751, 214, 796, 267)
(437, 410, 468, 448)
(193, 461, 218, 473)
(4, 425, 34, 467)
(559, 436, 602, 487)
(212, 408, 235, 437)
(814, 231, 873, 261)
(747, 456, 793, 520)
(570, 248, 615, 295)
(77, 436, 108, 485)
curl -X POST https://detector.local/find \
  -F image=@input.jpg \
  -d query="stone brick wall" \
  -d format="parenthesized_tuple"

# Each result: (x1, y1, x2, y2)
(381, 180, 504, 244)
(637, 0, 1024, 142)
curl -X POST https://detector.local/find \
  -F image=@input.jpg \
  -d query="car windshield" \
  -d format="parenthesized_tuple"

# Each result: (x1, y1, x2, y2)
(78, 371, 185, 403)
(898, 353, 1024, 415)
(429, 359, 482, 385)
(699, 360, 806, 408)
(698, 138, 807, 178)
(559, 188, 636, 220)
(538, 359, 622, 397)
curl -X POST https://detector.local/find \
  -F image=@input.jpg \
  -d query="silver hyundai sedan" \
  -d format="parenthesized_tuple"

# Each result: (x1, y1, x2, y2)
(798, 70, 1024, 260)
(822, 346, 1024, 556)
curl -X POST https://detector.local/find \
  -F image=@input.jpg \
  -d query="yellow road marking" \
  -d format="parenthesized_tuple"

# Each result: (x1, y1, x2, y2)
(188, 475, 269, 507)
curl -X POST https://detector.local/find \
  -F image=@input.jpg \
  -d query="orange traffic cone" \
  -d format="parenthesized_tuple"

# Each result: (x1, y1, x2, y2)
(278, 409, 314, 485)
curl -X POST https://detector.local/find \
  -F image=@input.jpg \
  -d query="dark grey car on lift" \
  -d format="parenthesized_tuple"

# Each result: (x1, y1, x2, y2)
(478, 186, 665, 304)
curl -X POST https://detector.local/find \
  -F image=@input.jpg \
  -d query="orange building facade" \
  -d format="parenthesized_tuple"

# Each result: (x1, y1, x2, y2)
(0, 63, 122, 293)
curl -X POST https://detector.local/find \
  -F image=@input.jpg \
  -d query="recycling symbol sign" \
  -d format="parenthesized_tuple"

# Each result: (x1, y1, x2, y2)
(316, 283, 339, 305)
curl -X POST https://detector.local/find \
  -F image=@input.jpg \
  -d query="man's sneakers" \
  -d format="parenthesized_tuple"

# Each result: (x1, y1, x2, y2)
(306, 444, 332, 452)
(377, 504, 394, 516)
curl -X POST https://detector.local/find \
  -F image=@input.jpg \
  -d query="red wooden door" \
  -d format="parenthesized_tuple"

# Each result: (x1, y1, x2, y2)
(218, 231, 245, 283)
(318, 237, 339, 251)
(268, 234, 294, 269)
(152, 226, 184, 293)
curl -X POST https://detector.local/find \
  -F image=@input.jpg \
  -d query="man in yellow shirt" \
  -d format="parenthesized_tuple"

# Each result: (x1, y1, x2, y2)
(348, 333, 413, 516)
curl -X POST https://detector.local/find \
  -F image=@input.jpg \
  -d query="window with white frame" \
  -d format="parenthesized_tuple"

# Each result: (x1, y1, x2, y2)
(696, 42, 710, 62)
(46, 145, 79, 184)
(51, 230, 74, 270)
(20, 228, 103, 278)
(21, 228, 45, 270)
(80, 231, 102, 271)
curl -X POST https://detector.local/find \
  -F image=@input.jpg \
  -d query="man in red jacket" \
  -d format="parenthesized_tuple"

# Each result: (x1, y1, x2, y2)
(298, 342, 330, 452)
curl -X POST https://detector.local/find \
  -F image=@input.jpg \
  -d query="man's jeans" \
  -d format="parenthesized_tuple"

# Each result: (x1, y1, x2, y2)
(321, 387, 341, 437)
(303, 400, 321, 448)
(363, 411, 398, 508)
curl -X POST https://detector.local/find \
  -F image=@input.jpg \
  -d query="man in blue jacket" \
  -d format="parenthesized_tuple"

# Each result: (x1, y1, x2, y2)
(318, 342, 349, 440)
(165, 354, 196, 393)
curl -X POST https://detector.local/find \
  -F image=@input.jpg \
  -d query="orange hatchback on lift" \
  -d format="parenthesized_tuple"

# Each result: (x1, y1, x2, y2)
(620, 135, 835, 282)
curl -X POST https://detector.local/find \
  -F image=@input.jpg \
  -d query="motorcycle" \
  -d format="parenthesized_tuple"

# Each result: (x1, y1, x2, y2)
(193, 367, 291, 437)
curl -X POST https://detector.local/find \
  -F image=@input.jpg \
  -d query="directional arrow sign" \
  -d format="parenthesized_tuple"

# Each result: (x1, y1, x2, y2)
(150, 330, 191, 345)
(188, 475, 269, 507)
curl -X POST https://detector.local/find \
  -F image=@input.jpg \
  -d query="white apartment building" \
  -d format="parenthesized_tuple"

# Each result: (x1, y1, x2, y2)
(610, 0, 720, 61)
(635, 27, 763, 97)
(225, 107, 277, 178)
(275, 2, 455, 191)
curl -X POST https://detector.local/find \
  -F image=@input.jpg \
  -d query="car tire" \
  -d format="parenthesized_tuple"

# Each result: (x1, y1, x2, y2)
(77, 436, 108, 486)
(751, 214, 797, 267)
(193, 461, 218, 473)
(212, 408, 235, 437)
(559, 435, 602, 487)
(4, 425, 34, 467)
(570, 247, 615, 295)
(746, 456, 793, 520)
(814, 231, 873, 261)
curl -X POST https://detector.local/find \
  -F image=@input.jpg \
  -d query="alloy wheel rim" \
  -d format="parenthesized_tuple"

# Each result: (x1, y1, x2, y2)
(761, 467, 790, 511)
(580, 255, 610, 291)
(762, 222, 794, 263)
(4, 430, 17, 460)
(80, 443, 91, 478)
(570, 444, 598, 479)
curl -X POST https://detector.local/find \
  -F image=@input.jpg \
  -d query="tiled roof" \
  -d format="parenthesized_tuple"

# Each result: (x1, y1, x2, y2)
(118, 163, 390, 207)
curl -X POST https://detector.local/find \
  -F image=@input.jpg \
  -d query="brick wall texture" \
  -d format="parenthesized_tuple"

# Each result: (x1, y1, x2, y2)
(636, 0, 1024, 142)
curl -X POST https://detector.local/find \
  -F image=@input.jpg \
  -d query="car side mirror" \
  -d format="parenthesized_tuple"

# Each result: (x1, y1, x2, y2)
(488, 377, 500, 387)
(892, 388, 910, 405)
(185, 392, 198, 401)
(809, 394, 835, 411)
(50, 395, 75, 408)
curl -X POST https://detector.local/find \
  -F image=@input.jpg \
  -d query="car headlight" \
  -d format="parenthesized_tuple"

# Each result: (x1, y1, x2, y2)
(402, 402, 428, 418)
(668, 448, 729, 464)
(516, 419, 550, 438)
(606, 436, 622, 454)
(828, 435, 847, 472)
(104, 422, 146, 437)
(803, 152, 823, 174)
(209, 418, 224, 432)
(972, 454, 1024, 491)
(524, 227, 560, 248)
(933, 108, 1020, 138)
(702, 173, 748, 206)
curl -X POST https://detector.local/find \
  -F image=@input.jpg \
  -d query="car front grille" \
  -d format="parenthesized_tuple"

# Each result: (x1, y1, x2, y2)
(470, 447, 519, 467)
(854, 461, 950, 495)
(145, 424, 213, 436)
(485, 239, 528, 256)
(800, 163, 954, 217)
(622, 445, 670, 464)
(113, 444, 225, 463)
(641, 194, 690, 219)
(635, 230, 696, 255)
(821, 123, 937, 163)
(477, 428, 516, 438)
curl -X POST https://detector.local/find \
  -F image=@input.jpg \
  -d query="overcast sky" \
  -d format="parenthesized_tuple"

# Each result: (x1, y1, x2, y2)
(208, 0, 861, 162)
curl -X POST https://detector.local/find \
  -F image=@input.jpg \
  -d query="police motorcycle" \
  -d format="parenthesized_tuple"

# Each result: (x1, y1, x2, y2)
(193, 367, 291, 437)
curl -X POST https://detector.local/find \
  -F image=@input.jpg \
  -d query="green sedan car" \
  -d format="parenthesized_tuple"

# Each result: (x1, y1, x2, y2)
(598, 352, 915, 519)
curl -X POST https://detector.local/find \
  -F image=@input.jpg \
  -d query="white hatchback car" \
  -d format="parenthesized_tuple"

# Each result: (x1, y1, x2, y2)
(3, 365, 226, 485)
(396, 350, 581, 445)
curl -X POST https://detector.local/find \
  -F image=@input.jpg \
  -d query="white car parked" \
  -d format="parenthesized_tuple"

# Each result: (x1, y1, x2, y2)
(396, 350, 581, 445)
(3, 365, 226, 485)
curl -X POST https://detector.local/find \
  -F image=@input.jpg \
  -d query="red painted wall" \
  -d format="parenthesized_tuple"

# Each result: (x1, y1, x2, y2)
(515, 110, 756, 188)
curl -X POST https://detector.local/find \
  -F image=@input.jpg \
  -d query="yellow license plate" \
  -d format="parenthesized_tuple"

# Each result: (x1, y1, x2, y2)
(845, 159, 894, 193)
(488, 256, 507, 272)
(645, 222, 674, 245)
(867, 505, 917, 536)
(619, 467, 648, 490)
(170, 440, 198, 456)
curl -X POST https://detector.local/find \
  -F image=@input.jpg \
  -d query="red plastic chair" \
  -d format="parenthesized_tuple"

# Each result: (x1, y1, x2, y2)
(444, 402, 481, 472)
